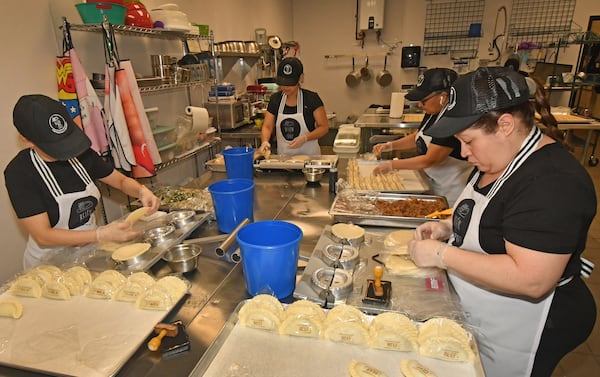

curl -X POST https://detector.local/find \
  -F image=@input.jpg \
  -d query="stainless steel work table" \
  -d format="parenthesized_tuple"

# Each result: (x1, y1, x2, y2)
(0, 166, 339, 377)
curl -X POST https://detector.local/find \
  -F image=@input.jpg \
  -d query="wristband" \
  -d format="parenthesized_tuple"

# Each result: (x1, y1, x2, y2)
(436, 243, 449, 269)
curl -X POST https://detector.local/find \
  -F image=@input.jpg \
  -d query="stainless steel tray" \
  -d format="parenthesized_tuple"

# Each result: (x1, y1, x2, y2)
(329, 191, 448, 228)
(254, 154, 338, 170)
(190, 299, 484, 377)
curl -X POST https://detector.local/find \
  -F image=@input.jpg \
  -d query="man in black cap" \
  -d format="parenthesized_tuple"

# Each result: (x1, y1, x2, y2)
(408, 67, 596, 377)
(371, 67, 471, 205)
(4, 94, 160, 269)
(258, 57, 330, 156)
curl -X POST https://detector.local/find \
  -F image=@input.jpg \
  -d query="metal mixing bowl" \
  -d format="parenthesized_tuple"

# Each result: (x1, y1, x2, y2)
(167, 210, 196, 229)
(302, 167, 326, 183)
(143, 225, 176, 247)
(162, 244, 203, 273)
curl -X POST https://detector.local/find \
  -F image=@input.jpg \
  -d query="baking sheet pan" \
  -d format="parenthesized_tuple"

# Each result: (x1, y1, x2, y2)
(0, 289, 186, 377)
(189, 301, 485, 377)
(346, 160, 431, 193)
(255, 154, 338, 170)
(329, 192, 448, 228)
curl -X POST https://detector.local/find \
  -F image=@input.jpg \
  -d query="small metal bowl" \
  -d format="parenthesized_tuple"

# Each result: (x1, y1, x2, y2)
(143, 225, 176, 247)
(302, 167, 326, 183)
(162, 244, 203, 273)
(167, 210, 196, 229)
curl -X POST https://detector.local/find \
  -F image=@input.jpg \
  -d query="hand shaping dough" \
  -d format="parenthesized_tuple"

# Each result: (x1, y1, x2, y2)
(384, 230, 414, 249)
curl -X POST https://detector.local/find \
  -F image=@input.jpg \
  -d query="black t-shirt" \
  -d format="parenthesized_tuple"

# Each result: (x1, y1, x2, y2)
(4, 148, 114, 226)
(266, 88, 324, 132)
(416, 113, 465, 160)
(456, 142, 596, 278)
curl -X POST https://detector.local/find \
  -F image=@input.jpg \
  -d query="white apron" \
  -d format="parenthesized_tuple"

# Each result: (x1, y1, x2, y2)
(448, 127, 552, 377)
(416, 114, 472, 206)
(275, 90, 321, 156)
(24, 150, 101, 269)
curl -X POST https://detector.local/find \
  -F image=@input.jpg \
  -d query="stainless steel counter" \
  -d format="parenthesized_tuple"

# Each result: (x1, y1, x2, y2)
(0, 167, 339, 377)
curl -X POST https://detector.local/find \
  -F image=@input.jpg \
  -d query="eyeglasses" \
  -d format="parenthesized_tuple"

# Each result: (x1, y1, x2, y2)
(420, 92, 440, 104)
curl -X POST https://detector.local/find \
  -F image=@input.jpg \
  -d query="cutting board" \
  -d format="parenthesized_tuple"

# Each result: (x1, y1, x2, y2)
(0, 290, 179, 377)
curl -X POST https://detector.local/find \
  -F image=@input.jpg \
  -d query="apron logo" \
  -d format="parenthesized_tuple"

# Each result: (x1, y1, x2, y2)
(281, 118, 301, 141)
(69, 196, 97, 229)
(283, 64, 293, 76)
(49, 113, 68, 135)
(451, 198, 474, 247)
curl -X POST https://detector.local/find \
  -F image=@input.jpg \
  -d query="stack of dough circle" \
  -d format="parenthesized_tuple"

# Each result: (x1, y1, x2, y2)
(368, 312, 418, 352)
(348, 360, 389, 377)
(238, 294, 284, 331)
(331, 223, 365, 243)
(111, 242, 151, 263)
(418, 317, 474, 362)
(279, 300, 325, 338)
(400, 359, 438, 377)
(125, 206, 150, 224)
(322, 304, 369, 345)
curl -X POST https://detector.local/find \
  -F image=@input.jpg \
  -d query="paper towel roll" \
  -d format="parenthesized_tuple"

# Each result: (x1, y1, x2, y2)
(389, 92, 405, 118)
(185, 106, 209, 132)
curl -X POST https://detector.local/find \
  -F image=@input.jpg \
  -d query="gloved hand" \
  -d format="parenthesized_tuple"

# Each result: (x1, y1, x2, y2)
(413, 220, 452, 241)
(138, 185, 160, 214)
(258, 141, 271, 155)
(408, 239, 449, 269)
(96, 221, 141, 244)
(288, 134, 308, 149)
(372, 141, 393, 157)
(372, 160, 394, 175)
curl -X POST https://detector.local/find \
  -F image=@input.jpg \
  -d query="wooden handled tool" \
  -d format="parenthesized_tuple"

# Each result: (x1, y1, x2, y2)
(373, 265, 384, 297)
(147, 323, 178, 351)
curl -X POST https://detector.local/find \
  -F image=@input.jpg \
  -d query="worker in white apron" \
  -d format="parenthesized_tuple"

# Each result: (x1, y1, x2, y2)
(275, 90, 321, 156)
(23, 150, 101, 269)
(258, 57, 330, 157)
(5, 95, 160, 270)
(372, 68, 471, 206)
(408, 68, 597, 377)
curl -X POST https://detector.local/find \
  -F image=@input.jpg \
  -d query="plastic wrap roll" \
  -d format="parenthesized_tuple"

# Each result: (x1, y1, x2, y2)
(185, 106, 209, 132)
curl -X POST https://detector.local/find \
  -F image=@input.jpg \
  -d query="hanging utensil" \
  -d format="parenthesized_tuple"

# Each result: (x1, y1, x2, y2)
(345, 57, 361, 87)
(360, 56, 372, 81)
(376, 55, 393, 87)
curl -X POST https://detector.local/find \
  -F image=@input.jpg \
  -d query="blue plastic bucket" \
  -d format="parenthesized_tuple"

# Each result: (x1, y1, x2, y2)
(222, 147, 255, 180)
(236, 221, 303, 299)
(208, 179, 255, 233)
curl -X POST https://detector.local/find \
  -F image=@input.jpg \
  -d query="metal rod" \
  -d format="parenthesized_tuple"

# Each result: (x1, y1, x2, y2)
(215, 218, 250, 256)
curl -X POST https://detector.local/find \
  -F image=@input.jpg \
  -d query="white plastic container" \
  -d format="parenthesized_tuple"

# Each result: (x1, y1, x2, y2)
(333, 124, 361, 158)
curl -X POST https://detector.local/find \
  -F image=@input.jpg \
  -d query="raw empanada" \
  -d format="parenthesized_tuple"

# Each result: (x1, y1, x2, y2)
(156, 276, 188, 301)
(323, 321, 369, 345)
(65, 266, 92, 286)
(135, 285, 173, 311)
(283, 300, 326, 322)
(348, 360, 389, 377)
(87, 279, 118, 300)
(10, 275, 42, 298)
(0, 300, 23, 319)
(95, 270, 127, 287)
(127, 272, 155, 288)
(32, 264, 62, 280)
(384, 230, 414, 249)
(113, 281, 147, 302)
(382, 254, 420, 275)
(251, 294, 284, 316)
(418, 317, 471, 346)
(418, 336, 474, 362)
(60, 271, 86, 296)
(238, 301, 281, 331)
(325, 304, 368, 327)
(42, 281, 71, 300)
(279, 314, 323, 338)
(400, 359, 438, 377)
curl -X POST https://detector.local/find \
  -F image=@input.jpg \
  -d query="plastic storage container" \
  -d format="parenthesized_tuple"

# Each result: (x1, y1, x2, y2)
(75, 2, 127, 25)
(152, 125, 177, 148)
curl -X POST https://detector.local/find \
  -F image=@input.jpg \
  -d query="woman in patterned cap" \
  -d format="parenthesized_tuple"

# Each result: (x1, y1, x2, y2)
(371, 67, 472, 206)
(408, 67, 596, 377)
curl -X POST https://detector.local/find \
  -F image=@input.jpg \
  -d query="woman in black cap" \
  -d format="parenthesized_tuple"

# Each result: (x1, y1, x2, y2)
(371, 68, 472, 205)
(4, 94, 160, 269)
(408, 67, 596, 377)
(258, 57, 330, 156)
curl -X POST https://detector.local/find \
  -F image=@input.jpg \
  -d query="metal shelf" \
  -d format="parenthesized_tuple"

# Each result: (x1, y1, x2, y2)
(216, 52, 261, 58)
(67, 23, 211, 40)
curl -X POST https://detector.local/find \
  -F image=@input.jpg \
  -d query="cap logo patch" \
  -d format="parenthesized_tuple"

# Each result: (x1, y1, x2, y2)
(494, 76, 521, 100)
(447, 87, 457, 111)
(416, 74, 425, 87)
(49, 113, 68, 135)
(283, 64, 293, 75)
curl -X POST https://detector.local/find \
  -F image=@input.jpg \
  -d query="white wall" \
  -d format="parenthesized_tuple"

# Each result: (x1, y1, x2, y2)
(0, 0, 598, 282)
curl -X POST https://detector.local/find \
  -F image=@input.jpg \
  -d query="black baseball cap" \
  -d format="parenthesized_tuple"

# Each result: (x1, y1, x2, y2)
(425, 67, 530, 138)
(13, 94, 91, 160)
(405, 68, 458, 101)
(276, 57, 303, 86)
